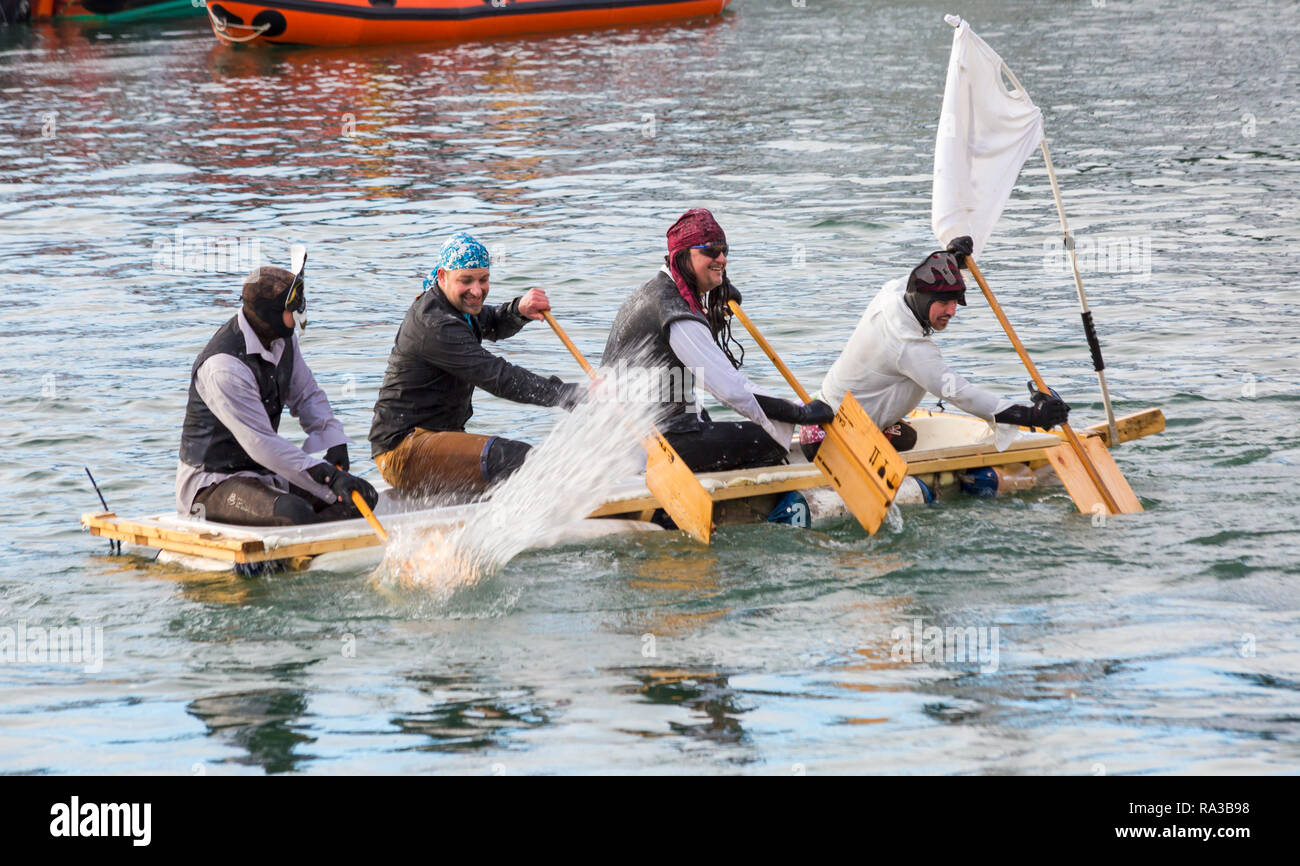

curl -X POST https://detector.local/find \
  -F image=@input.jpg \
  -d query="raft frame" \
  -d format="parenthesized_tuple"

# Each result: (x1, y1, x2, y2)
(80, 408, 1164, 570)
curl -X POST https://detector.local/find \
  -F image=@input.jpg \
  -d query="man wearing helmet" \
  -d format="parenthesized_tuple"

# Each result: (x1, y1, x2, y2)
(177, 261, 378, 526)
(801, 237, 1071, 459)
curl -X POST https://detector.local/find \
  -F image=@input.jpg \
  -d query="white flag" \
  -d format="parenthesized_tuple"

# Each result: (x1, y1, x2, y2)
(931, 17, 1044, 257)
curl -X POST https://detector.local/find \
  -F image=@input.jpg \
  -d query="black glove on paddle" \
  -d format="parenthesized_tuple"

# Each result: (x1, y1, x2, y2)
(796, 399, 835, 426)
(324, 443, 349, 472)
(755, 395, 835, 426)
(306, 463, 379, 511)
(945, 235, 974, 267)
(994, 382, 1071, 430)
(549, 376, 586, 411)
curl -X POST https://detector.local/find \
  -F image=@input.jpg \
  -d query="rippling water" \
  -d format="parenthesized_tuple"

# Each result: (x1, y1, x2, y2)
(1, 0, 1297, 774)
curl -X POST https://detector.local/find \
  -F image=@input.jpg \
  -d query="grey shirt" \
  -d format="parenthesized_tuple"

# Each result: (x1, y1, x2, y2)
(175, 310, 349, 515)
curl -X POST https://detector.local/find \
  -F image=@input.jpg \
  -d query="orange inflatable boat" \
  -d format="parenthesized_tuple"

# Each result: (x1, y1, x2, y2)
(206, 0, 732, 47)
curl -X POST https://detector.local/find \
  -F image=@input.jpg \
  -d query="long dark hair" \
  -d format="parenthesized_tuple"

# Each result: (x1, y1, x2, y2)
(668, 250, 745, 370)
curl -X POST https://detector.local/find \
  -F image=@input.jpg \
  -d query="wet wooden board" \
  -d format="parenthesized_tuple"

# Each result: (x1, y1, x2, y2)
(82, 511, 386, 564)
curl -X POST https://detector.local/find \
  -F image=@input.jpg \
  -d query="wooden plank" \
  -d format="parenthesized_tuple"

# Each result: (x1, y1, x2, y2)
(83, 510, 386, 563)
(238, 533, 385, 563)
(82, 512, 262, 553)
(906, 447, 1058, 475)
(1082, 408, 1165, 447)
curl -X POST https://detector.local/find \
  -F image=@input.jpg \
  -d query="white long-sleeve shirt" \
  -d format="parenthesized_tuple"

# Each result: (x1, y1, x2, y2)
(175, 310, 349, 514)
(819, 276, 1015, 442)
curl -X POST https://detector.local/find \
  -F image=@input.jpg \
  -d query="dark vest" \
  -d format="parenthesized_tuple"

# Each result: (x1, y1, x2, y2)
(601, 270, 710, 431)
(178, 316, 295, 474)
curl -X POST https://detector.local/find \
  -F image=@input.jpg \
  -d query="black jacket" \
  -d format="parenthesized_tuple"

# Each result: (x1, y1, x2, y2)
(369, 287, 571, 457)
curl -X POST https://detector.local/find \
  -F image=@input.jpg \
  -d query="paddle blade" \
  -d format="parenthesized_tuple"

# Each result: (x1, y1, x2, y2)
(812, 393, 909, 535)
(1044, 437, 1143, 515)
(290, 244, 307, 276)
(643, 432, 714, 543)
(814, 434, 890, 534)
(832, 393, 909, 500)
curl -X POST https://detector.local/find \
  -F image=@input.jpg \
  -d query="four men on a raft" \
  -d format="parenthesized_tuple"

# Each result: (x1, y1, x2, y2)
(175, 211, 1070, 527)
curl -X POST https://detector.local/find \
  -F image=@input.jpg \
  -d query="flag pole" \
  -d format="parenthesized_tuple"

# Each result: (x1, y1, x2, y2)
(997, 59, 1122, 448)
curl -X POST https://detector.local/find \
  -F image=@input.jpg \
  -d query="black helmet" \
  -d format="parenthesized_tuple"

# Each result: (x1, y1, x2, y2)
(906, 250, 966, 305)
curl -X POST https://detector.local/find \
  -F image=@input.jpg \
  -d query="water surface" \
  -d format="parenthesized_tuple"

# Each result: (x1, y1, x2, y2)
(1, 0, 1297, 774)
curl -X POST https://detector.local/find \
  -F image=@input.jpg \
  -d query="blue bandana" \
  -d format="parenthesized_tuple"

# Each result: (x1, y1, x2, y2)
(438, 232, 490, 271)
(422, 232, 491, 294)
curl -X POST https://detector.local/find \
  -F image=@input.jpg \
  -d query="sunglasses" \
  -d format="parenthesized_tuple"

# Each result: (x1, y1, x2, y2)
(690, 243, 729, 260)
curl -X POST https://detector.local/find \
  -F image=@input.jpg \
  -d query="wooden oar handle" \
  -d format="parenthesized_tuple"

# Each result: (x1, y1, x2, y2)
(726, 300, 812, 403)
(542, 310, 596, 378)
(964, 256, 1120, 514)
(964, 258, 1051, 395)
(334, 462, 388, 542)
(351, 490, 388, 542)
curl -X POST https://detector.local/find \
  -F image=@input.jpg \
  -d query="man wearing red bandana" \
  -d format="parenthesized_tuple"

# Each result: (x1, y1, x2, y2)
(601, 209, 834, 473)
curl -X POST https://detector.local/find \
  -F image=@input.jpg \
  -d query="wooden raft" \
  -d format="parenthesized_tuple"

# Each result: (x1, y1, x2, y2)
(81, 408, 1164, 565)
(590, 407, 1163, 518)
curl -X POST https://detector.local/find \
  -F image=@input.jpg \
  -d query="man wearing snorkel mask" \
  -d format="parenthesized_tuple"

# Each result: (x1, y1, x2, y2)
(801, 237, 1071, 460)
(175, 262, 378, 526)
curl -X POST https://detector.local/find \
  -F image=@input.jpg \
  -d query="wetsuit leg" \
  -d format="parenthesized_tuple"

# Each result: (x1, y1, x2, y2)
(482, 436, 532, 483)
(663, 420, 787, 473)
(193, 477, 318, 527)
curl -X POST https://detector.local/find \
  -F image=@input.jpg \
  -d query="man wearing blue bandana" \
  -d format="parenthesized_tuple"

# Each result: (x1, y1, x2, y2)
(369, 232, 584, 499)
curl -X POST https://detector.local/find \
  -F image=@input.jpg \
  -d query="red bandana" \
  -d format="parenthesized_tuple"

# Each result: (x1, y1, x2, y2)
(666, 208, 726, 315)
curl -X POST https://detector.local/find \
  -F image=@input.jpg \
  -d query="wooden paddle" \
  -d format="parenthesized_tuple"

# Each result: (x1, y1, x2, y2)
(726, 300, 908, 534)
(542, 310, 714, 543)
(351, 491, 389, 542)
(335, 462, 388, 542)
(964, 257, 1142, 515)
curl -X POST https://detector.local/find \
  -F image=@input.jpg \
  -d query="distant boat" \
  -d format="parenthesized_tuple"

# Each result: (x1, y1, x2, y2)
(205, 0, 732, 47)
(30, 0, 205, 22)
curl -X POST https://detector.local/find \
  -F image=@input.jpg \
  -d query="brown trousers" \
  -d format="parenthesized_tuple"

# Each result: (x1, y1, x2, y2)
(375, 429, 530, 498)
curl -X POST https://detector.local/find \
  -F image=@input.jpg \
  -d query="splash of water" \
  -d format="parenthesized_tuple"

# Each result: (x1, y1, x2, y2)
(371, 367, 662, 599)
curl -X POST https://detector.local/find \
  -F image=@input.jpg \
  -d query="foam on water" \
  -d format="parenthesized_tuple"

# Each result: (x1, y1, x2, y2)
(370, 368, 663, 600)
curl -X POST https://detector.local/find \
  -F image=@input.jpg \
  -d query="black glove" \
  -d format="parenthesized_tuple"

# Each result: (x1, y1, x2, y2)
(335, 472, 379, 512)
(945, 235, 974, 267)
(549, 376, 585, 411)
(795, 399, 835, 426)
(1028, 383, 1070, 429)
(755, 395, 835, 426)
(324, 443, 349, 472)
(994, 383, 1070, 430)
(306, 463, 379, 511)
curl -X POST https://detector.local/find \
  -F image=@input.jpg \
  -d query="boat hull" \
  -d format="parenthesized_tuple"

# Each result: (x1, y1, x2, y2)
(206, 0, 732, 47)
